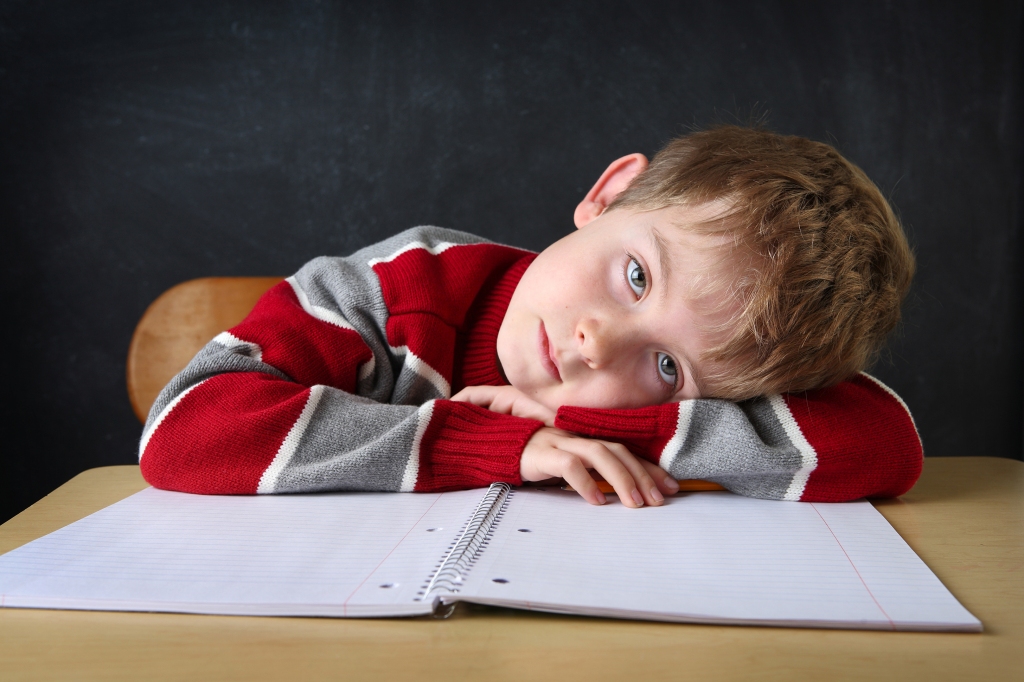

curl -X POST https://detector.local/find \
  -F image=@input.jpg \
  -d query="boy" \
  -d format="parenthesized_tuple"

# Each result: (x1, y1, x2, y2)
(140, 126, 922, 507)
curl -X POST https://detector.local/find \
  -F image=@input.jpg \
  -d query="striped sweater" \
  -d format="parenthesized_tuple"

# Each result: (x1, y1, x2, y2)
(140, 226, 923, 502)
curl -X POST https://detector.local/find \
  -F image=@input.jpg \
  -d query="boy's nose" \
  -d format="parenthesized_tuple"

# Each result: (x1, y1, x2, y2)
(575, 318, 632, 369)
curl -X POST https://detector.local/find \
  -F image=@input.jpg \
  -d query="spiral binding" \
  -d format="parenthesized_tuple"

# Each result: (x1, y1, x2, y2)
(417, 482, 512, 602)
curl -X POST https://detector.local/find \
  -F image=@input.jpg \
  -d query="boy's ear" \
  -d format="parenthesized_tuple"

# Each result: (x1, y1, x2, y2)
(574, 153, 649, 228)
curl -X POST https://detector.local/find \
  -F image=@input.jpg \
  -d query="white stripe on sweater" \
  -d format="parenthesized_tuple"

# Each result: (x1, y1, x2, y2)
(392, 345, 452, 398)
(290, 275, 443, 397)
(859, 372, 923, 448)
(256, 385, 326, 494)
(400, 401, 435, 492)
(357, 355, 376, 383)
(366, 240, 457, 267)
(138, 379, 209, 463)
(767, 394, 819, 501)
(658, 400, 694, 471)
(286, 276, 356, 331)
(213, 331, 263, 362)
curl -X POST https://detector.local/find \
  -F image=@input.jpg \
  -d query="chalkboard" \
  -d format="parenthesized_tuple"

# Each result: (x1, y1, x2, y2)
(1, 0, 1021, 523)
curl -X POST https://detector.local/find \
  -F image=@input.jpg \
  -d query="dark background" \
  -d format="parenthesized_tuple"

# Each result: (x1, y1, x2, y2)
(2, 1, 1021, 524)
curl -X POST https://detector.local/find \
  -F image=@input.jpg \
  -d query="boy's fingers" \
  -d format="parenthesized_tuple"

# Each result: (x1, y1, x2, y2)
(545, 436, 628, 505)
(450, 386, 494, 405)
(594, 440, 664, 506)
(532, 431, 663, 508)
(550, 435, 649, 508)
(511, 396, 555, 425)
(558, 452, 606, 505)
(573, 440, 647, 508)
(451, 386, 554, 425)
(639, 459, 680, 496)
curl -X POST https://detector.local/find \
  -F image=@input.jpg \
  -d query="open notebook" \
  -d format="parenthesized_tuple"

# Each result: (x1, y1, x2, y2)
(0, 484, 980, 631)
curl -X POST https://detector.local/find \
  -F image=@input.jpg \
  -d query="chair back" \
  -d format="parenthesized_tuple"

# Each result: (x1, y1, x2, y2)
(127, 277, 282, 422)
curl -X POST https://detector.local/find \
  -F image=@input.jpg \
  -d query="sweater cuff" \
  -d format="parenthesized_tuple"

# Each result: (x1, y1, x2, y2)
(415, 400, 543, 492)
(555, 403, 682, 463)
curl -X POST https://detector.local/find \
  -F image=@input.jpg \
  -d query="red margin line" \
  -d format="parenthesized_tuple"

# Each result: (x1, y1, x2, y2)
(810, 503, 896, 631)
(341, 493, 446, 616)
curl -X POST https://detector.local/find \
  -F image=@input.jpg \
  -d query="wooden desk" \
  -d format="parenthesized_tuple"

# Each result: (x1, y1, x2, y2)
(1, 457, 1021, 681)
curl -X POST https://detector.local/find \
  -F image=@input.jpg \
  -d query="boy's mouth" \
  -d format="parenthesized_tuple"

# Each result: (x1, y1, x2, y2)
(538, 321, 562, 382)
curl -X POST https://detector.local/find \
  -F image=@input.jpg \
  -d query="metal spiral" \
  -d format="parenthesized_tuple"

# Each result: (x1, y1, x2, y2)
(418, 482, 512, 601)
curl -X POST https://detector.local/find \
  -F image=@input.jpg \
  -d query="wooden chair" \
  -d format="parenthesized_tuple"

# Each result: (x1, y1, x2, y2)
(126, 277, 282, 422)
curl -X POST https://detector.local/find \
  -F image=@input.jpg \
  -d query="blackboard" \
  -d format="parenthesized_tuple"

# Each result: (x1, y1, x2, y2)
(1, 0, 1021, 523)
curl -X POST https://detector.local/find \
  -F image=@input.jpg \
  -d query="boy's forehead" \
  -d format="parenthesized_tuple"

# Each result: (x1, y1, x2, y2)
(645, 208, 746, 330)
(658, 200, 736, 236)
(608, 200, 736, 250)
(622, 206, 735, 263)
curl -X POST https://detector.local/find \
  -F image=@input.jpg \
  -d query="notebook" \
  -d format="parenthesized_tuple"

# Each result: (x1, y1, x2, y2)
(0, 484, 981, 631)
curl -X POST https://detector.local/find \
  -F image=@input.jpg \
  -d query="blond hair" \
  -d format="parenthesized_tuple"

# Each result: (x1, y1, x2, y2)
(608, 125, 915, 400)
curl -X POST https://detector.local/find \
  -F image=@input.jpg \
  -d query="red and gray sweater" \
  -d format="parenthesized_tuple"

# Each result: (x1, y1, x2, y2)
(140, 227, 923, 502)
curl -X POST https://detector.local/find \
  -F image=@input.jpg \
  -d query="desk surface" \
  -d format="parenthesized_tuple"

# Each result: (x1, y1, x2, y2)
(1, 457, 1021, 681)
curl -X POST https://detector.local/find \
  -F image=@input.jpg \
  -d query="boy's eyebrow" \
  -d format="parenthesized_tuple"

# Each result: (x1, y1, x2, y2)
(649, 227, 672, 296)
(681, 349, 709, 398)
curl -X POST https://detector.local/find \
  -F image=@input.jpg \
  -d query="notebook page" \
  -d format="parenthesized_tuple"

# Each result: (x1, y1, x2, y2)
(0, 487, 485, 617)
(457, 488, 980, 631)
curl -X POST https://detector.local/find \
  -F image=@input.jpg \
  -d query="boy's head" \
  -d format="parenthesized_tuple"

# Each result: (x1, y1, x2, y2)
(497, 125, 914, 409)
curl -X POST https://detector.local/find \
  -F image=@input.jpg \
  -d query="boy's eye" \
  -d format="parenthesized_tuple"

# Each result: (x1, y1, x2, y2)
(657, 352, 677, 387)
(626, 258, 646, 298)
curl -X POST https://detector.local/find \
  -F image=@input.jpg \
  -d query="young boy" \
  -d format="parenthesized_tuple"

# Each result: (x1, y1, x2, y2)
(139, 126, 922, 507)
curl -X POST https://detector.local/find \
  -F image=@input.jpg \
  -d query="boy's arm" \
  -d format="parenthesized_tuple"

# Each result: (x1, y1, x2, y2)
(553, 373, 923, 502)
(140, 271, 542, 496)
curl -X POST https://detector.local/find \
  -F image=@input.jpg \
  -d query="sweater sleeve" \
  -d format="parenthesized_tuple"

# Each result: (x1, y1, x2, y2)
(553, 373, 922, 502)
(139, 269, 541, 496)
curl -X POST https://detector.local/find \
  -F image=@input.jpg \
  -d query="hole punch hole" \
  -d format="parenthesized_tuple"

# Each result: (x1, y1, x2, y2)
(426, 527, 441, 532)
(492, 578, 509, 584)
(379, 583, 396, 589)
(517, 529, 531, 533)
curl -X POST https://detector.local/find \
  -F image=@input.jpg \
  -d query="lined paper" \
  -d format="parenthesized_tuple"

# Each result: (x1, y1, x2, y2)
(458, 488, 981, 631)
(0, 487, 485, 617)
(0, 486, 981, 630)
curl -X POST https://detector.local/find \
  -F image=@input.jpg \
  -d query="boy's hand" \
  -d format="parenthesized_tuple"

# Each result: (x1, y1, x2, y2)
(520, 427, 680, 507)
(450, 385, 555, 426)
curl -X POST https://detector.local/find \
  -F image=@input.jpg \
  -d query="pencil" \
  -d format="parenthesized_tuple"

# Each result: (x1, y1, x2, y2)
(562, 479, 726, 493)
